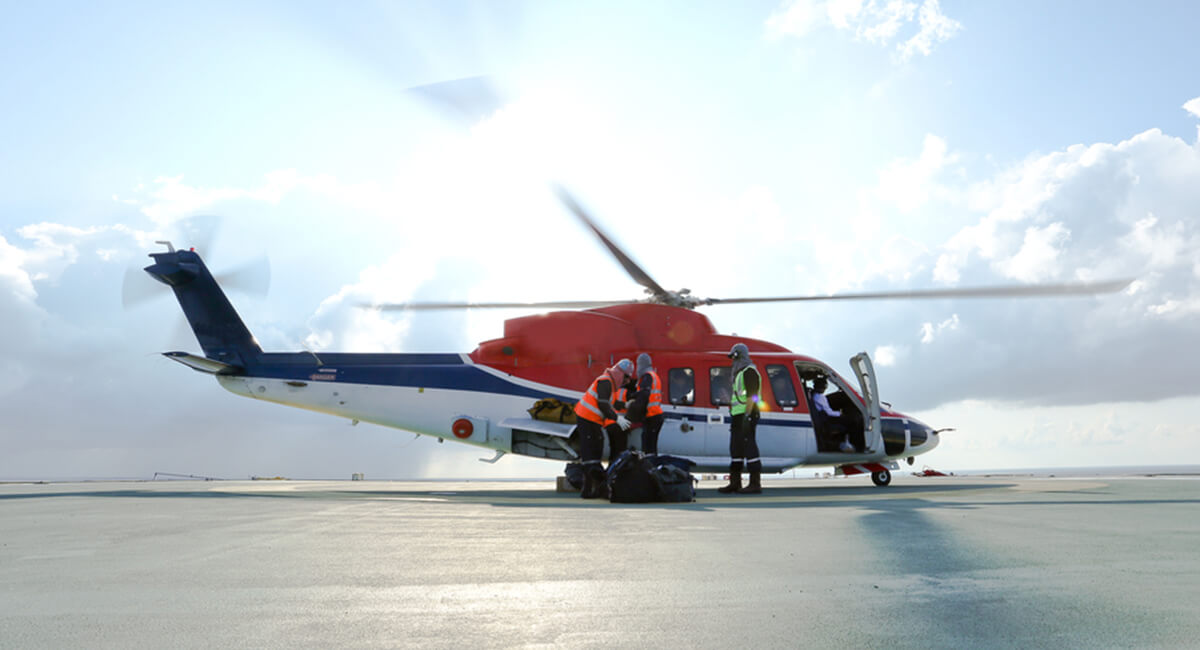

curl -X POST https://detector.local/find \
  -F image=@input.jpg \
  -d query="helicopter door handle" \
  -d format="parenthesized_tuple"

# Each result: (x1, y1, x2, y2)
(707, 414, 723, 424)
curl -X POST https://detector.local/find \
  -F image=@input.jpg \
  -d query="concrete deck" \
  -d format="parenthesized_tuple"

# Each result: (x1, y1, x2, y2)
(2, 475, 1197, 648)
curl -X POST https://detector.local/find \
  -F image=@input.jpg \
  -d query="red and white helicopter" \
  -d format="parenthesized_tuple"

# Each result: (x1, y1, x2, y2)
(143, 186, 1127, 487)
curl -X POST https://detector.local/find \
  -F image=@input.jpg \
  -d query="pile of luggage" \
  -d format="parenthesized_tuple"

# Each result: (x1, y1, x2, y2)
(567, 451, 697, 503)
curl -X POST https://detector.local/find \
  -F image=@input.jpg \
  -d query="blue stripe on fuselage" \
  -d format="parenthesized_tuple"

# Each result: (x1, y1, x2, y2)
(242, 353, 819, 427)
(245, 353, 562, 401)
(661, 413, 814, 429)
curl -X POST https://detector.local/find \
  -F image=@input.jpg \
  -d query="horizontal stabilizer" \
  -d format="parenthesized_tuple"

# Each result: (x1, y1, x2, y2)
(163, 351, 243, 375)
(498, 417, 576, 439)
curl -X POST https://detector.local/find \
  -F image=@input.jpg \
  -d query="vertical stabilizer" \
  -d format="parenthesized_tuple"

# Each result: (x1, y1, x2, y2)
(144, 248, 262, 367)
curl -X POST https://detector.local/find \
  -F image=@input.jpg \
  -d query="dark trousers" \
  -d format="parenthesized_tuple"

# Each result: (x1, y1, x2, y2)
(641, 414, 664, 455)
(824, 416, 866, 451)
(605, 423, 628, 464)
(577, 419, 607, 498)
(729, 412, 760, 463)
(578, 419, 604, 465)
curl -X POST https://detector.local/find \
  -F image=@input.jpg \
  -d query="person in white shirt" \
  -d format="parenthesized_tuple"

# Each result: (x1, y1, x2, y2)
(813, 377, 855, 453)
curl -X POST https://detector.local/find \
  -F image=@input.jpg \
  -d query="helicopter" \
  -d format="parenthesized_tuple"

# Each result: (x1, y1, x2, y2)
(141, 184, 1129, 488)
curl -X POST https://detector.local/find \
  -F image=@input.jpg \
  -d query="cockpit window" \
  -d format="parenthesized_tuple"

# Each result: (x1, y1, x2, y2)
(710, 367, 732, 406)
(909, 421, 930, 447)
(667, 368, 694, 406)
(766, 364, 798, 407)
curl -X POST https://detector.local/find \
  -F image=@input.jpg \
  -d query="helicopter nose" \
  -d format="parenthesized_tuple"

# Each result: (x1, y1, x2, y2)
(924, 427, 940, 451)
(907, 419, 939, 452)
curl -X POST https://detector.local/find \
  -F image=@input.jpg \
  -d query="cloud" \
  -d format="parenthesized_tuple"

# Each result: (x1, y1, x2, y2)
(873, 344, 903, 366)
(897, 0, 963, 60)
(996, 222, 1070, 283)
(919, 314, 958, 344)
(856, 1, 916, 45)
(0, 220, 547, 480)
(1185, 96, 1200, 118)
(863, 125, 1200, 410)
(871, 133, 957, 213)
(826, 0, 865, 29)
(766, 0, 961, 60)
(0, 234, 38, 302)
(1185, 96, 1200, 140)
(914, 397, 1200, 470)
(120, 171, 385, 227)
(765, 0, 823, 39)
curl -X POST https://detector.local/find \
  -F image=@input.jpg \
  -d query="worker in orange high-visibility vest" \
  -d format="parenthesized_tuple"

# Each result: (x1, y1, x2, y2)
(574, 358, 635, 499)
(625, 353, 665, 455)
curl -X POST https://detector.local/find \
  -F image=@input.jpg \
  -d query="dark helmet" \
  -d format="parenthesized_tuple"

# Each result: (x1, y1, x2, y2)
(727, 342, 751, 362)
(636, 353, 653, 377)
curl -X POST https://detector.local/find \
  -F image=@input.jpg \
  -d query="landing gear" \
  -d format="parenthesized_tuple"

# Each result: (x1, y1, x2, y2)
(871, 469, 892, 487)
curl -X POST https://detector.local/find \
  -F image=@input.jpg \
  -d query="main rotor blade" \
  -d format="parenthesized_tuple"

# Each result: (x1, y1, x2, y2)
(363, 298, 636, 312)
(703, 278, 1134, 305)
(407, 75, 506, 127)
(552, 184, 670, 301)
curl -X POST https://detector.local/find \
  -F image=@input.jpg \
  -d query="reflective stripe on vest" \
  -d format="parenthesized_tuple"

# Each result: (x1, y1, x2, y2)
(646, 371, 663, 417)
(731, 366, 758, 416)
(574, 375, 611, 425)
(611, 386, 628, 426)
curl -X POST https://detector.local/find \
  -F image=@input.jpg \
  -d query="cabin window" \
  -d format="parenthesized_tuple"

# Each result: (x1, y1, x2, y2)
(667, 368, 695, 405)
(710, 367, 732, 406)
(766, 364, 798, 407)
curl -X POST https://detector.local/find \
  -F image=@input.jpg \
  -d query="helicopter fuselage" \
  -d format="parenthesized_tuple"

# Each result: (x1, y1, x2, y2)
(148, 247, 939, 481)
(205, 304, 940, 475)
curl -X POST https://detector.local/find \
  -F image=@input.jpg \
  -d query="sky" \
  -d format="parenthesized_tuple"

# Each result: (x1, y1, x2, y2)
(2, 0, 1199, 479)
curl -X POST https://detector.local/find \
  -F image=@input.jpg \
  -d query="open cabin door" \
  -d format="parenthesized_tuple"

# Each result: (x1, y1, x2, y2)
(850, 352, 883, 454)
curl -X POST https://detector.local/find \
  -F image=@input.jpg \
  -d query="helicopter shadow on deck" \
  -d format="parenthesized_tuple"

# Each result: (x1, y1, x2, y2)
(845, 493, 1188, 647)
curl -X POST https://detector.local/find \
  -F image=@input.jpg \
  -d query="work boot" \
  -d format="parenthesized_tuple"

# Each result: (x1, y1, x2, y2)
(740, 461, 763, 494)
(580, 472, 596, 499)
(581, 466, 606, 499)
(717, 462, 743, 494)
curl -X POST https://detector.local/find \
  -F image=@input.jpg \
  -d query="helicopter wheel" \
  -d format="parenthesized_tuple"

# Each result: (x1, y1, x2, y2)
(871, 469, 892, 487)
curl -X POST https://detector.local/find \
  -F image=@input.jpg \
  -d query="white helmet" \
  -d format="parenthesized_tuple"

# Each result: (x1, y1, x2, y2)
(608, 358, 634, 386)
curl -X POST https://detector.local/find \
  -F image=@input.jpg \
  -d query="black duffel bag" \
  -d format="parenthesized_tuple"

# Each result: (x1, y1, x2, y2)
(607, 450, 658, 503)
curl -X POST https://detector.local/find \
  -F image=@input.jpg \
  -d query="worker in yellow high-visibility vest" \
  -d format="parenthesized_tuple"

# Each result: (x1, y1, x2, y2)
(718, 343, 763, 494)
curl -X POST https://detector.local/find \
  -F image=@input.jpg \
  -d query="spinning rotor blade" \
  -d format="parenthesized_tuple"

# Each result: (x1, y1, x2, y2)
(364, 298, 635, 312)
(122, 214, 225, 308)
(175, 214, 221, 257)
(122, 216, 271, 307)
(703, 278, 1134, 306)
(214, 254, 271, 298)
(552, 184, 671, 301)
(122, 265, 162, 308)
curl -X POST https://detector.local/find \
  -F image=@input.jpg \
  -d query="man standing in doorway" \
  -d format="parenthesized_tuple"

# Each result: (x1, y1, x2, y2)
(719, 343, 763, 494)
